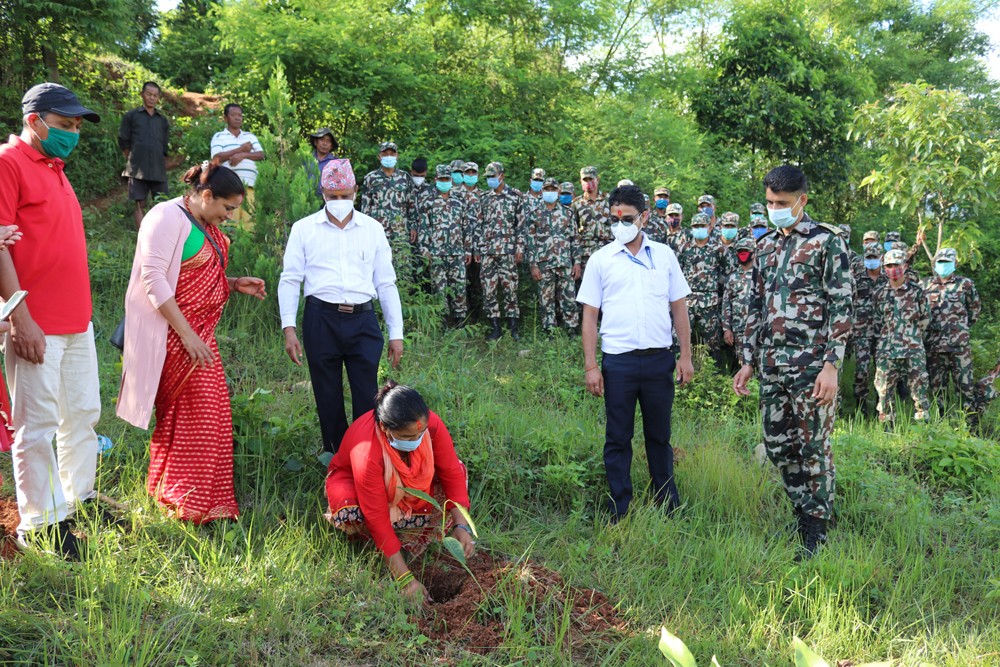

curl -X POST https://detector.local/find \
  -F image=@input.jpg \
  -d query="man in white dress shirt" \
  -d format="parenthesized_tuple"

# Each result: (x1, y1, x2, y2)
(577, 185, 694, 523)
(278, 159, 404, 453)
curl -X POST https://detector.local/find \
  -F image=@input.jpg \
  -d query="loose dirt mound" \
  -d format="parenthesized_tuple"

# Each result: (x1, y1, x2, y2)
(0, 497, 20, 560)
(415, 551, 626, 655)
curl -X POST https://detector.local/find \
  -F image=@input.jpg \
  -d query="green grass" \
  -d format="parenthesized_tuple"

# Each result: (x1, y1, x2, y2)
(0, 197, 998, 666)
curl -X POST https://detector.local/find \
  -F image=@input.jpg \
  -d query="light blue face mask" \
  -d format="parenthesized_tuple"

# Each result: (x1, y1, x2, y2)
(487, 177, 501, 189)
(451, 172, 463, 184)
(542, 191, 558, 204)
(389, 429, 426, 452)
(721, 228, 738, 241)
(380, 155, 397, 169)
(701, 206, 714, 218)
(436, 180, 452, 193)
(884, 241, 893, 253)
(559, 194, 573, 205)
(463, 174, 478, 186)
(530, 179, 543, 192)
(691, 228, 709, 240)
(934, 260, 956, 278)
(864, 259, 881, 271)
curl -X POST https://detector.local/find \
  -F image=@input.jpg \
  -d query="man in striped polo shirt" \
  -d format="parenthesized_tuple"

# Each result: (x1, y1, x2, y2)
(210, 103, 264, 229)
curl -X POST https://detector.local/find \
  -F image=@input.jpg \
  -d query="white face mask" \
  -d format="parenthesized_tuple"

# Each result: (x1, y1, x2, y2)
(612, 221, 640, 245)
(411, 176, 426, 187)
(325, 199, 354, 221)
(767, 196, 804, 229)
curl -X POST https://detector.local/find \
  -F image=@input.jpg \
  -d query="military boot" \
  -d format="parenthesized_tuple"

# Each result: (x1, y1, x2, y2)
(795, 514, 827, 561)
(487, 318, 503, 340)
(508, 317, 521, 341)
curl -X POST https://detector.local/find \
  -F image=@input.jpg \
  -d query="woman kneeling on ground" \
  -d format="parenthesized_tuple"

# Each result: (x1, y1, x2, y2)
(325, 381, 475, 602)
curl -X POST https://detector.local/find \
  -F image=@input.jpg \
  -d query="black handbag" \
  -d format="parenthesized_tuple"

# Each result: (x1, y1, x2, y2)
(109, 204, 225, 351)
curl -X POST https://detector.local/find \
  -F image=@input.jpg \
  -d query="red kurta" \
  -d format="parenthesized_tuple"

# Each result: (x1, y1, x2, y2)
(326, 410, 469, 557)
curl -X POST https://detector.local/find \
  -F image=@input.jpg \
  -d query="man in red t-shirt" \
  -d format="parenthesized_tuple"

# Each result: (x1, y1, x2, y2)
(0, 83, 103, 559)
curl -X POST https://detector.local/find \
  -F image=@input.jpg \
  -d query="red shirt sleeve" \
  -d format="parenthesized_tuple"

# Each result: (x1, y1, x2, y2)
(0, 158, 19, 226)
(427, 411, 470, 511)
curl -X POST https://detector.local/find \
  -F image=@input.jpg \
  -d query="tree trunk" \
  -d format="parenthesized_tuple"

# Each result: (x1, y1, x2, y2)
(42, 44, 59, 82)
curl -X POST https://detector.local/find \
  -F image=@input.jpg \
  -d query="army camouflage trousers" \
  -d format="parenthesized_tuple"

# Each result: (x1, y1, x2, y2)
(429, 256, 467, 319)
(759, 365, 836, 521)
(480, 254, 519, 318)
(875, 355, 930, 421)
(687, 294, 721, 353)
(926, 348, 975, 407)
(536, 266, 579, 330)
(852, 334, 877, 409)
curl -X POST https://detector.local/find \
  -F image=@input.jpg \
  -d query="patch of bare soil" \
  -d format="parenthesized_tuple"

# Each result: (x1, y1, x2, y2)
(0, 496, 20, 560)
(415, 551, 626, 655)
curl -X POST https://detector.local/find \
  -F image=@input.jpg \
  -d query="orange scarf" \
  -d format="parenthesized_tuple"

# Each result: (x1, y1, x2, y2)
(376, 423, 435, 523)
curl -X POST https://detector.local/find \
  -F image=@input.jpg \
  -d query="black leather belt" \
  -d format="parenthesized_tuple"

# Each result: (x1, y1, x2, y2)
(626, 347, 668, 356)
(306, 296, 374, 313)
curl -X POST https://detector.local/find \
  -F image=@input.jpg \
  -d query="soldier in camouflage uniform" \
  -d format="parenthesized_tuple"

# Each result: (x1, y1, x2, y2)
(852, 230, 880, 277)
(721, 237, 756, 356)
(734, 166, 851, 559)
(408, 157, 434, 239)
(697, 195, 721, 242)
(921, 248, 981, 410)
(645, 186, 672, 244)
(360, 141, 415, 243)
(852, 242, 886, 415)
(872, 248, 931, 423)
(558, 181, 575, 209)
(677, 212, 726, 368)
(573, 166, 611, 273)
(479, 161, 525, 340)
(664, 202, 686, 253)
(748, 204, 769, 242)
(719, 212, 741, 273)
(526, 178, 581, 333)
(449, 160, 466, 187)
(419, 165, 474, 325)
(525, 167, 545, 211)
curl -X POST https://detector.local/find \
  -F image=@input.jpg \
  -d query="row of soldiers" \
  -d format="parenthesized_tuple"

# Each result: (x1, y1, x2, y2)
(357, 142, 993, 421)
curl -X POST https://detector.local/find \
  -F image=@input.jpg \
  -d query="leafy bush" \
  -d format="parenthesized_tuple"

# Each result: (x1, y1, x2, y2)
(907, 421, 1000, 495)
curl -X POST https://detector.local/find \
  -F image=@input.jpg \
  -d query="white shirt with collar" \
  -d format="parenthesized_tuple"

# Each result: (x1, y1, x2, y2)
(576, 232, 691, 355)
(278, 207, 404, 340)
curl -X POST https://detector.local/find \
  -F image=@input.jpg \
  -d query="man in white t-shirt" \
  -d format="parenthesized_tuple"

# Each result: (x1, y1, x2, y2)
(210, 103, 264, 229)
(577, 184, 694, 524)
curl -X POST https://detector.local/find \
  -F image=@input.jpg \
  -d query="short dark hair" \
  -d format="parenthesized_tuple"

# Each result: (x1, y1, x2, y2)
(411, 157, 428, 173)
(223, 103, 242, 117)
(375, 380, 429, 430)
(182, 159, 246, 199)
(141, 81, 161, 94)
(608, 185, 647, 213)
(763, 165, 808, 194)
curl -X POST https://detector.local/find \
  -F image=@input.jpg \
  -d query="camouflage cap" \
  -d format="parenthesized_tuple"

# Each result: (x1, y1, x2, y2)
(617, 179, 634, 187)
(666, 203, 683, 215)
(720, 212, 740, 226)
(734, 237, 756, 252)
(580, 166, 598, 179)
(485, 161, 504, 176)
(863, 242, 883, 258)
(935, 247, 958, 263)
(691, 212, 710, 227)
(464, 161, 479, 172)
(863, 230, 880, 243)
(435, 164, 451, 178)
(891, 240, 908, 252)
(449, 159, 465, 172)
(543, 177, 559, 189)
(749, 202, 765, 214)
(750, 214, 768, 227)
(839, 224, 852, 238)
(531, 167, 546, 180)
(654, 187, 671, 197)
(884, 249, 906, 265)
(559, 181, 574, 194)
(378, 141, 398, 152)
(885, 231, 901, 242)
(697, 195, 716, 206)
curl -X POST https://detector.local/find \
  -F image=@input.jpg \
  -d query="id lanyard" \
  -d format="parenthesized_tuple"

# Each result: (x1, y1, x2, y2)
(625, 245, 655, 270)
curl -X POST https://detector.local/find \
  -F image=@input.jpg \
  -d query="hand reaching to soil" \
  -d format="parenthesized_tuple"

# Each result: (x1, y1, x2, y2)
(402, 579, 432, 604)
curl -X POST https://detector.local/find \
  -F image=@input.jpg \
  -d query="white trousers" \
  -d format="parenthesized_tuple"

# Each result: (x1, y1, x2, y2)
(4, 323, 101, 535)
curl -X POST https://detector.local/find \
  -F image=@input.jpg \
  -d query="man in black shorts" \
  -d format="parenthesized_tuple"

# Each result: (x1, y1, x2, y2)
(118, 81, 169, 228)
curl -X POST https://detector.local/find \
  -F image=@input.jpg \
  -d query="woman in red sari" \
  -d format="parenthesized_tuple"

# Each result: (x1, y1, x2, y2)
(117, 161, 265, 523)
(326, 381, 475, 602)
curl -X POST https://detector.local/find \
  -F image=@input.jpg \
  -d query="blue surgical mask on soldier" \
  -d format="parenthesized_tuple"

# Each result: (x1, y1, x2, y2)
(752, 227, 768, 240)
(530, 179, 543, 192)
(463, 174, 478, 186)
(721, 228, 738, 241)
(559, 194, 573, 205)
(542, 191, 558, 204)
(934, 260, 956, 278)
(655, 199, 668, 209)
(767, 197, 803, 229)
(864, 259, 881, 271)
(436, 180, 452, 193)
(691, 228, 709, 240)
(380, 156, 397, 169)
(487, 176, 501, 189)
(702, 206, 714, 218)
(451, 172, 463, 184)
(883, 241, 893, 252)
(411, 176, 425, 187)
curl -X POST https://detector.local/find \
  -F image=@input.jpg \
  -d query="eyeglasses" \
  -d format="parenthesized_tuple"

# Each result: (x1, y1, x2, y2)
(610, 215, 641, 225)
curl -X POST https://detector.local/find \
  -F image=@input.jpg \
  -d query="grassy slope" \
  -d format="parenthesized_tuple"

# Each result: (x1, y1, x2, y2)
(0, 193, 998, 667)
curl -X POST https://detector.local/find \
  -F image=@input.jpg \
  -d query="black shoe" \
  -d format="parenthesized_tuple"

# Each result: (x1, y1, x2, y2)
(487, 318, 503, 340)
(795, 514, 827, 561)
(18, 520, 83, 561)
(508, 317, 520, 341)
(75, 496, 122, 528)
